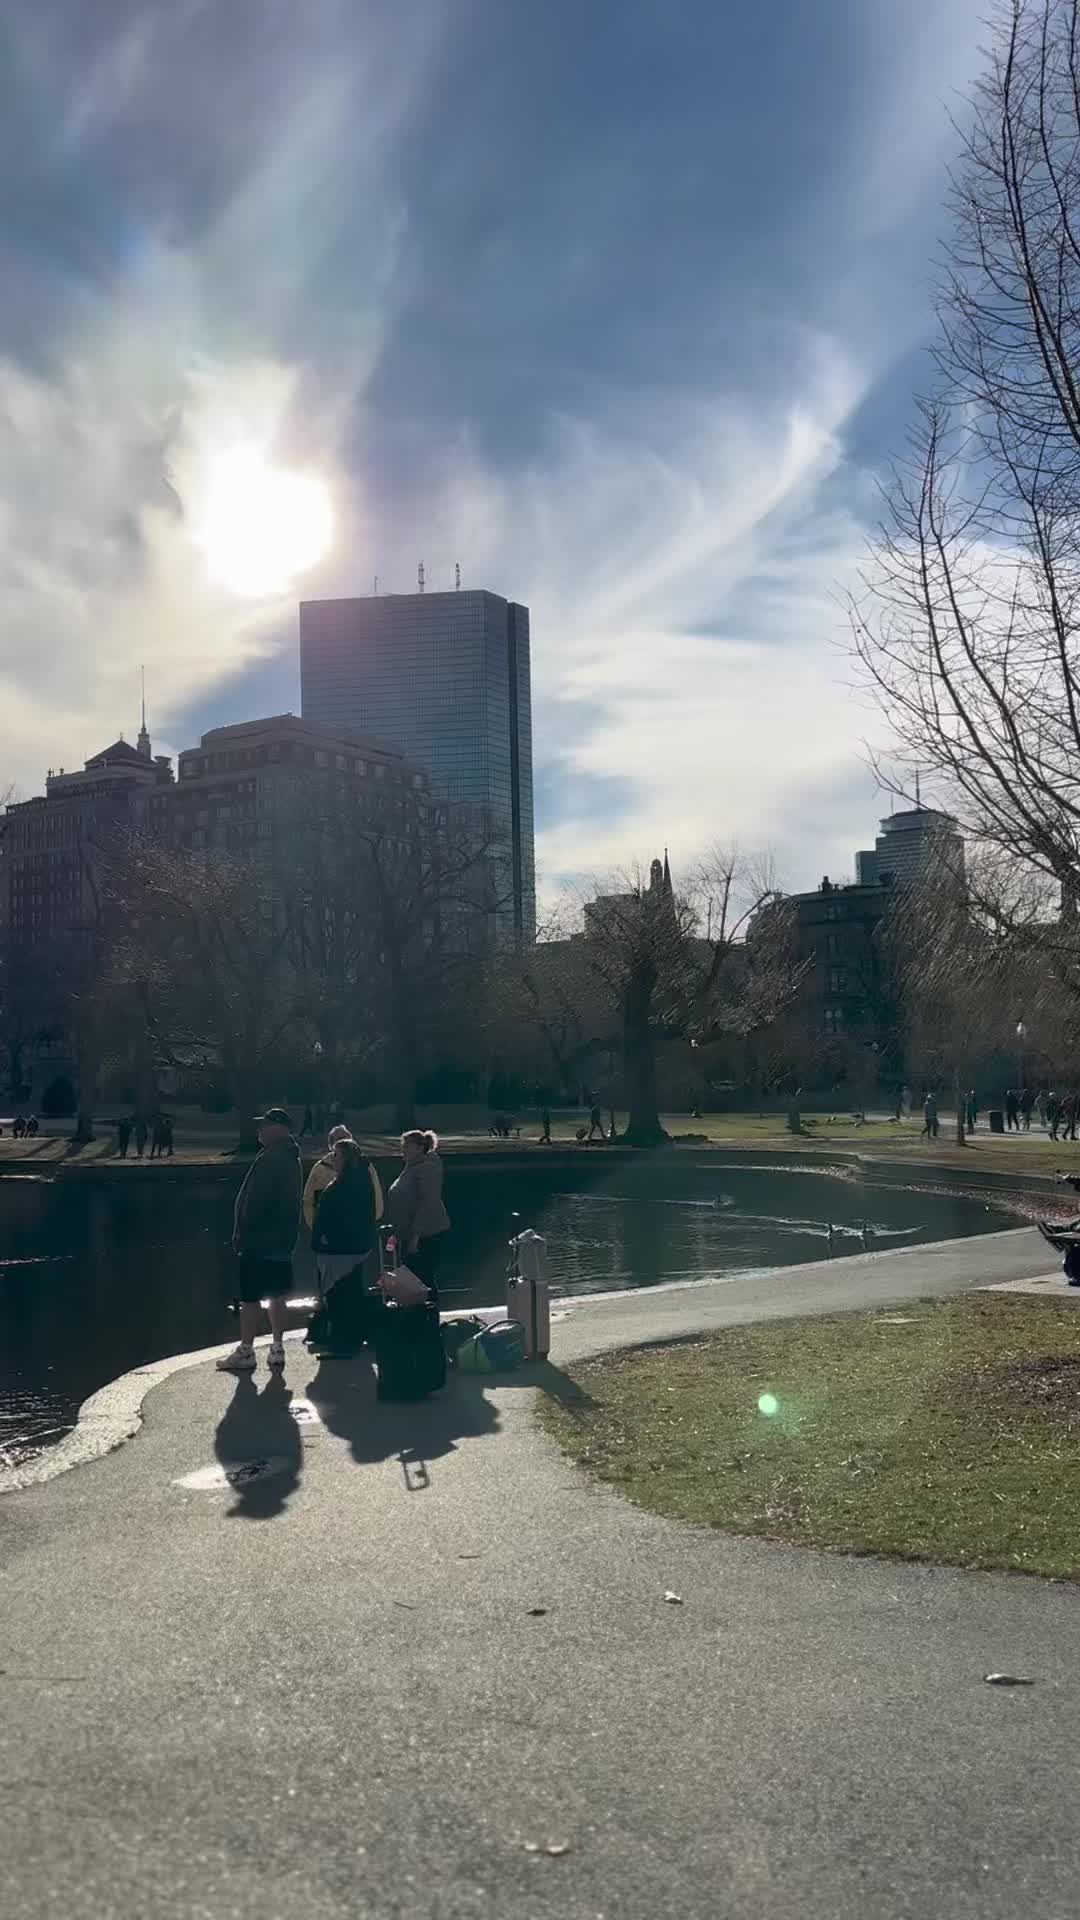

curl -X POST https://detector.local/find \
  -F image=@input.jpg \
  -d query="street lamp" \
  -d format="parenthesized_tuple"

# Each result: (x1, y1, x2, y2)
(1016, 1021, 1027, 1093)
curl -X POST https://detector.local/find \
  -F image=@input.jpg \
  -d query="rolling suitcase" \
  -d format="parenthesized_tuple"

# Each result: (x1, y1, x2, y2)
(374, 1303, 446, 1401)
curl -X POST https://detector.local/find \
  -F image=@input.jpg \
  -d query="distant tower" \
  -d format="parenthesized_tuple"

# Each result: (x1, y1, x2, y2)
(418, 561, 425, 593)
(137, 667, 151, 759)
(455, 562, 461, 591)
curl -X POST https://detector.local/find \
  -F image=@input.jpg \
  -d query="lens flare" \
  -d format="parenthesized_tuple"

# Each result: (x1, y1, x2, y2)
(758, 1392, 780, 1417)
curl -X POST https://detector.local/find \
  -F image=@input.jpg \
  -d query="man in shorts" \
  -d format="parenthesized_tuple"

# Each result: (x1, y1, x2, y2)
(217, 1108, 303, 1374)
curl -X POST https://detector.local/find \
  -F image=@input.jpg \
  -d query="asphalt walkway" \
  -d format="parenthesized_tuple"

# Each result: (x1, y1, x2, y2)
(3, 1226, 1078, 1920)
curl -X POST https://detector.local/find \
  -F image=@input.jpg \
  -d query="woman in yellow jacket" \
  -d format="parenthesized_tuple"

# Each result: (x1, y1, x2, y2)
(303, 1124, 384, 1232)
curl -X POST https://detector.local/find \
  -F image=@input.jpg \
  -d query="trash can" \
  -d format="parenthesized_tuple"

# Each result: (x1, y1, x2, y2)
(506, 1227, 551, 1359)
(989, 1108, 1005, 1134)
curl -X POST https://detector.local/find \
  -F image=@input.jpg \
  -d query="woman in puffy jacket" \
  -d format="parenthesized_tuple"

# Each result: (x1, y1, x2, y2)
(387, 1129, 451, 1296)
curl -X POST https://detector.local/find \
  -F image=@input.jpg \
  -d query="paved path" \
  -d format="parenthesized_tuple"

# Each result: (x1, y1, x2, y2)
(3, 1226, 1078, 1920)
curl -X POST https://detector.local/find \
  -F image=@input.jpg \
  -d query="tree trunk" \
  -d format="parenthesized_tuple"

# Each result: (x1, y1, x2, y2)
(954, 1067, 967, 1147)
(621, 972, 667, 1146)
(228, 1060, 262, 1151)
(391, 1001, 417, 1131)
(74, 1024, 98, 1144)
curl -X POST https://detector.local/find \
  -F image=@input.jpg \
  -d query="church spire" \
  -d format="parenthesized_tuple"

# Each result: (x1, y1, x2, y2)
(662, 846, 672, 896)
(137, 666, 151, 759)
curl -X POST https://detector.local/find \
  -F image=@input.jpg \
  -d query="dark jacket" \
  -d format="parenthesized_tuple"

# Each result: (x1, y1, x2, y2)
(311, 1162, 378, 1256)
(232, 1137, 302, 1259)
(387, 1152, 450, 1244)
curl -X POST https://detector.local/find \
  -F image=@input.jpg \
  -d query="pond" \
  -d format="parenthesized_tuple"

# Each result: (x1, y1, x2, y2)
(0, 1156, 1020, 1470)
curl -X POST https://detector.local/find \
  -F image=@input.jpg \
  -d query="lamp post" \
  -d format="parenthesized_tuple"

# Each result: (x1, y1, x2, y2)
(1016, 1021, 1027, 1095)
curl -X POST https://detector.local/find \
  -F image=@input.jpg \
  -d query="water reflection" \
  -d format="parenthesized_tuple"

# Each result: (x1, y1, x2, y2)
(0, 1159, 1016, 1469)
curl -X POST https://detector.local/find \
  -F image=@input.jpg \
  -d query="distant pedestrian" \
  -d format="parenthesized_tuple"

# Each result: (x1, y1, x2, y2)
(965, 1090, 977, 1134)
(161, 1114, 174, 1158)
(25, 1114, 38, 1137)
(587, 1103, 605, 1142)
(13, 1116, 24, 1140)
(148, 1115, 165, 1160)
(217, 1108, 302, 1375)
(117, 1115, 132, 1159)
(1064, 1094, 1080, 1144)
(134, 1115, 148, 1158)
(922, 1092, 940, 1139)
(1005, 1089, 1020, 1130)
(1048, 1092, 1061, 1139)
(301, 1104, 313, 1138)
(539, 1106, 552, 1144)
(1020, 1088, 1034, 1131)
(1037, 1090, 1049, 1128)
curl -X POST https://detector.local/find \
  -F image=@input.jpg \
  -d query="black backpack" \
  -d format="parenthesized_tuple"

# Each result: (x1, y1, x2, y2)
(312, 1161, 377, 1255)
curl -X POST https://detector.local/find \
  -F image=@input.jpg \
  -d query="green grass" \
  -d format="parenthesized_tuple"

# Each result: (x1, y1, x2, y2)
(539, 1295, 1080, 1579)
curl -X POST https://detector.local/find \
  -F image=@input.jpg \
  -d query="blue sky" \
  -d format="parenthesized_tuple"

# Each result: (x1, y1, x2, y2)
(0, 0, 991, 893)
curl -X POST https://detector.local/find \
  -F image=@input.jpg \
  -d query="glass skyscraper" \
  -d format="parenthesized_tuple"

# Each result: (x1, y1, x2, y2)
(299, 589, 535, 939)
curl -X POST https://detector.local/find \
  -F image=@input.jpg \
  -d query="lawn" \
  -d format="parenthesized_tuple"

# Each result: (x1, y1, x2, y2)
(539, 1295, 1080, 1579)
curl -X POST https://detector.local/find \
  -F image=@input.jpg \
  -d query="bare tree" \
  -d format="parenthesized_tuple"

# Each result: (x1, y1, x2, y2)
(852, 0, 1080, 946)
(543, 850, 804, 1145)
(112, 838, 301, 1137)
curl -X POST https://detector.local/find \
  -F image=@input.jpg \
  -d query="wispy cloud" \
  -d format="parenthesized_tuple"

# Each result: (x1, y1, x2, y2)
(0, 0, 988, 896)
(339, 327, 887, 893)
(0, 1, 444, 789)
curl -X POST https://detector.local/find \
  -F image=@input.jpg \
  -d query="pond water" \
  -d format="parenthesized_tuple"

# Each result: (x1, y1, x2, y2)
(0, 1157, 1019, 1470)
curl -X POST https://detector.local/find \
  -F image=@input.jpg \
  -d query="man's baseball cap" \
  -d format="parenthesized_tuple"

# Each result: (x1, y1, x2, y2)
(255, 1107, 293, 1128)
(328, 1123, 352, 1145)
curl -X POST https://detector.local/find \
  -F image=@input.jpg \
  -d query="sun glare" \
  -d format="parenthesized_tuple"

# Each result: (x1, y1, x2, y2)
(192, 445, 334, 599)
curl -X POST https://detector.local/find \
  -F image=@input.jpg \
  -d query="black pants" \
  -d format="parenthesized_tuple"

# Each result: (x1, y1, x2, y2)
(320, 1260, 378, 1352)
(407, 1235, 445, 1301)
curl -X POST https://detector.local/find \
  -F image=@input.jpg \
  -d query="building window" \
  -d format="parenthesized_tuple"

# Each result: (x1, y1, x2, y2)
(315, 751, 328, 768)
(823, 1007, 844, 1036)
(826, 969, 848, 994)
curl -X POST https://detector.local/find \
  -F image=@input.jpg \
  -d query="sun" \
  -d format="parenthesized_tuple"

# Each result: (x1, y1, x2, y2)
(191, 445, 334, 598)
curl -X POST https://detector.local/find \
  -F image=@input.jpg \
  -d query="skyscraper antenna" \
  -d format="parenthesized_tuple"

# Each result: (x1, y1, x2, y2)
(141, 665, 146, 730)
(915, 769, 922, 809)
(373, 575, 379, 596)
(455, 562, 461, 591)
(418, 561, 425, 594)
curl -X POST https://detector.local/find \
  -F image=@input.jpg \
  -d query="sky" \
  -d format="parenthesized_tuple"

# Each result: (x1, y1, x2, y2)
(0, 0, 994, 896)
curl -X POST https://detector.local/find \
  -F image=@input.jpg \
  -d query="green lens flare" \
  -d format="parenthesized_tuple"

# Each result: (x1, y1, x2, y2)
(758, 1393, 779, 1417)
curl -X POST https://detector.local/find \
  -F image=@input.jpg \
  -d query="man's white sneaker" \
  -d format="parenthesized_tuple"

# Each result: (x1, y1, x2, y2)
(216, 1344, 256, 1373)
(267, 1343, 286, 1370)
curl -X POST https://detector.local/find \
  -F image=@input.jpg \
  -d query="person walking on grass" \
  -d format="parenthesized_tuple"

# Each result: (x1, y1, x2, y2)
(922, 1091, 939, 1140)
(387, 1129, 451, 1297)
(117, 1115, 132, 1159)
(134, 1114, 148, 1158)
(217, 1108, 302, 1375)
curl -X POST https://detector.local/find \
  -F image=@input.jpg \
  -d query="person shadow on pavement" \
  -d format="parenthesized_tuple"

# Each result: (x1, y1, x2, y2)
(214, 1373, 302, 1520)
(307, 1351, 501, 1487)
